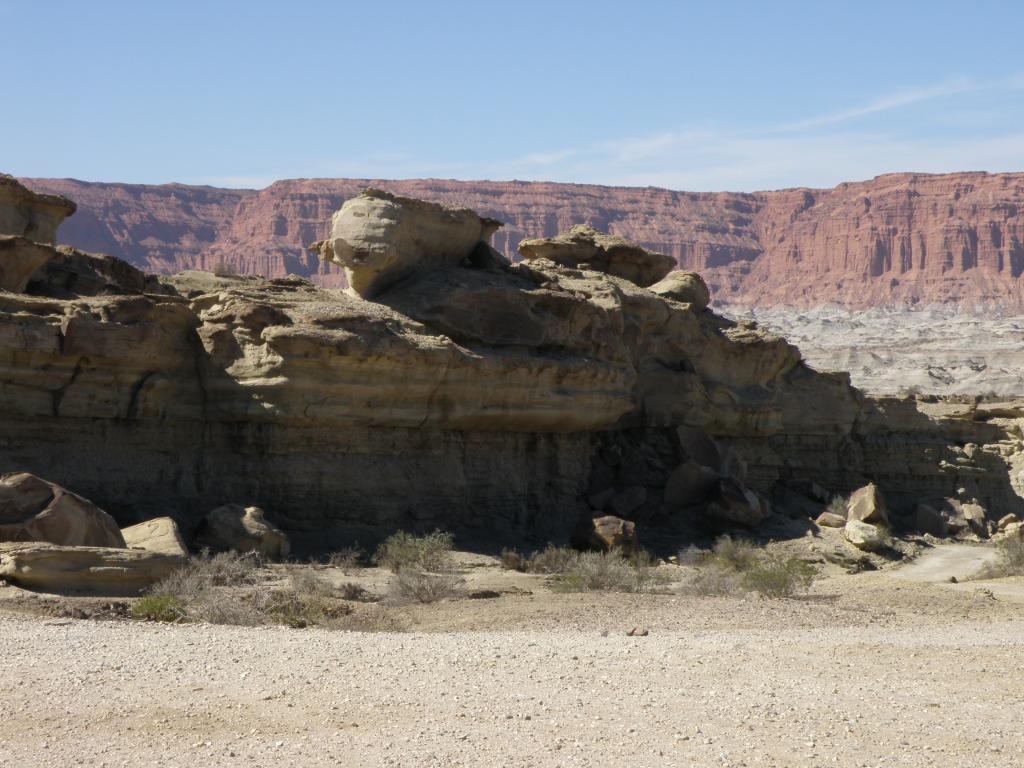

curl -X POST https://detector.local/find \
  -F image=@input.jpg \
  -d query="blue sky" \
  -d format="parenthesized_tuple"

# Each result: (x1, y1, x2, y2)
(4, 0, 1024, 191)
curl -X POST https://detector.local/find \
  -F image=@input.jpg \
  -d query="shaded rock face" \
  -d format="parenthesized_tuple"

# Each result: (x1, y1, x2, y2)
(0, 473, 125, 548)
(3, 187, 1024, 544)
(23, 172, 1024, 310)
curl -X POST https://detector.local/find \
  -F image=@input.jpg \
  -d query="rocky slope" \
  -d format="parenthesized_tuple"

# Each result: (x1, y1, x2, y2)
(3, 177, 1024, 548)
(22, 172, 1024, 309)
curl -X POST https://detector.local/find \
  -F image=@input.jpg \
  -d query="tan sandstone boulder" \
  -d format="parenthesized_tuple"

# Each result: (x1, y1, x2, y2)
(648, 270, 710, 310)
(311, 188, 502, 298)
(194, 504, 290, 560)
(572, 515, 638, 556)
(122, 517, 189, 558)
(846, 484, 889, 526)
(0, 541, 180, 595)
(844, 519, 888, 551)
(0, 174, 76, 244)
(815, 511, 846, 528)
(998, 513, 1020, 531)
(518, 225, 675, 287)
(0, 473, 125, 548)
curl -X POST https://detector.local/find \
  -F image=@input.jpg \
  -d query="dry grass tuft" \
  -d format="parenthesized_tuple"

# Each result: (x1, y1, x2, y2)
(374, 531, 455, 574)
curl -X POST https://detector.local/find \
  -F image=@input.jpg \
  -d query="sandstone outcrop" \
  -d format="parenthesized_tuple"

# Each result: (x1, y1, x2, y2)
(3, 183, 1024, 545)
(844, 520, 888, 552)
(648, 270, 710, 310)
(846, 484, 889, 526)
(519, 224, 674, 287)
(0, 541, 181, 594)
(311, 189, 502, 298)
(194, 505, 290, 560)
(23, 172, 1024, 310)
(122, 517, 188, 558)
(572, 515, 638, 556)
(0, 473, 125, 548)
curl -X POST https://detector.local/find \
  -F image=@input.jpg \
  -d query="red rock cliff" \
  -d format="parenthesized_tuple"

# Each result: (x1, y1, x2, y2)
(21, 172, 1024, 308)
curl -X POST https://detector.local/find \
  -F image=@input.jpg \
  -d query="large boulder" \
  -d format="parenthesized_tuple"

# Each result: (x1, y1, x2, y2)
(846, 484, 889, 526)
(0, 541, 180, 595)
(194, 504, 290, 560)
(311, 188, 502, 298)
(648, 270, 710, 310)
(0, 473, 125, 548)
(815, 511, 846, 528)
(518, 225, 675, 287)
(122, 517, 189, 558)
(844, 519, 888, 551)
(0, 174, 76, 244)
(572, 515, 638, 556)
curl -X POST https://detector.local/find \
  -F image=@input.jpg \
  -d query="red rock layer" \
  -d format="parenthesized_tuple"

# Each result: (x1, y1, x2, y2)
(21, 173, 1024, 309)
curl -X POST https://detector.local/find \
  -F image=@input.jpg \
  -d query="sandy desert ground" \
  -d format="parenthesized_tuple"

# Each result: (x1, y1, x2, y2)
(2, 542, 1023, 768)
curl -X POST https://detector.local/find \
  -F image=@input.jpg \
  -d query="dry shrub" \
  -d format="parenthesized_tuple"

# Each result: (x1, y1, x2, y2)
(826, 495, 849, 518)
(388, 570, 464, 603)
(679, 536, 816, 599)
(978, 536, 1024, 579)
(523, 545, 579, 574)
(549, 550, 674, 594)
(374, 531, 454, 574)
(339, 582, 370, 601)
(500, 548, 525, 571)
(328, 546, 367, 573)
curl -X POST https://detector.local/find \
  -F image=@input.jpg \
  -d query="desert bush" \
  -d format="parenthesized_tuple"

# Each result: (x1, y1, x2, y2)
(826, 495, 848, 518)
(339, 582, 370, 601)
(978, 536, 1024, 579)
(328, 546, 367, 573)
(741, 553, 816, 598)
(374, 530, 455, 573)
(500, 548, 525, 571)
(388, 570, 463, 603)
(549, 551, 674, 593)
(523, 545, 580, 574)
(678, 537, 816, 599)
(130, 594, 185, 622)
(711, 535, 761, 571)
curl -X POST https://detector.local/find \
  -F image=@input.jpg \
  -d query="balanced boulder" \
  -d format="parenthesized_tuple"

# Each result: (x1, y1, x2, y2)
(194, 504, 290, 560)
(0, 473, 125, 548)
(518, 225, 675, 287)
(311, 188, 502, 298)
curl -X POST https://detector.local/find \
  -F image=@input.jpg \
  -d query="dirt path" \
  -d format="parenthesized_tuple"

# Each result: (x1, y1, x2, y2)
(891, 544, 998, 584)
(2, 615, 1024, 768)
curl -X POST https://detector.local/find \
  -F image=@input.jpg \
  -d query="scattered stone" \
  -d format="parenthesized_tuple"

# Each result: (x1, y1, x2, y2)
(997, 513, 1019, 531)
(846, 484, 889, 526)
(518, 224, 674, 287)
(194, 504, 290, 561)
(626, 627, 649, 637)
(815, 511, 846, 528)
(0, 473, 125, 548)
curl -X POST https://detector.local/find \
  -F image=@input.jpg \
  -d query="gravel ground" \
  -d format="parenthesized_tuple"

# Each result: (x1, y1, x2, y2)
(3, 603, 1024, 768)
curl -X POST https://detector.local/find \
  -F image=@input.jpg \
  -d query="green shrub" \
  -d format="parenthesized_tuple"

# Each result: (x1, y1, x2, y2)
(131, 595, 185, 622)
(373, 530, 455, 573)
(741, 553, 816, 598)
(711, 535, 760, 571)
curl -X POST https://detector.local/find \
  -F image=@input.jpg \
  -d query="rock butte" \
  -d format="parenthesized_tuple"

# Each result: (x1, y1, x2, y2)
(20, 171, 1024, 311)
(2, 174, 1024, 552)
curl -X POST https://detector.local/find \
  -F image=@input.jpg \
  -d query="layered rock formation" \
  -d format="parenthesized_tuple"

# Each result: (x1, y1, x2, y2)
(21, 172, 1024, 310)
(3, 176, 1024, 549)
